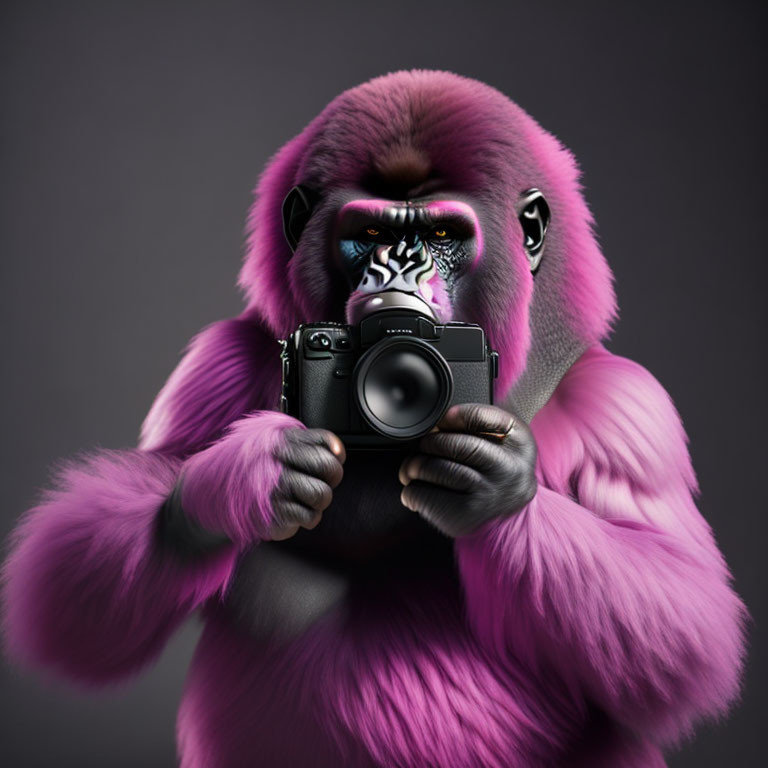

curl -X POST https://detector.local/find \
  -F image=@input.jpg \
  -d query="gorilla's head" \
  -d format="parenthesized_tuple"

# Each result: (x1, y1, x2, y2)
(240, 70, 616, 421)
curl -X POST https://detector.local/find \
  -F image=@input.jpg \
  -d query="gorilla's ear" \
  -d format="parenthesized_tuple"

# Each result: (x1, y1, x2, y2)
(282, 185, 321, 253)
(519, 189, 550, 273)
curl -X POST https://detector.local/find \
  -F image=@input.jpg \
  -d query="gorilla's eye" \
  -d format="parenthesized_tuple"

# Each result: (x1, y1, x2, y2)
(429, 227, 452, 241)
(358, 226, 393, 243)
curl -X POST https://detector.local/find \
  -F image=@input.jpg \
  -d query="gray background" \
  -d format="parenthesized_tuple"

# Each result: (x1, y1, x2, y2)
(1, 0, 765, 765)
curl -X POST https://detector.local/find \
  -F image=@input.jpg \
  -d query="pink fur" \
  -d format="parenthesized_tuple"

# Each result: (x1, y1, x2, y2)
(140, 316, 281, 455)
(180, 410, 303, 544)
(240, 131, 320, 336)
(176, 580, 582, 768)
(516, 121, 616, 346)
(1, 316, 285, 686)
(1, 450, 237, 684)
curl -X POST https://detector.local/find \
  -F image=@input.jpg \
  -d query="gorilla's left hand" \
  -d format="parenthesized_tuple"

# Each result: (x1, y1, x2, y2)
(398, 404, 537, 538)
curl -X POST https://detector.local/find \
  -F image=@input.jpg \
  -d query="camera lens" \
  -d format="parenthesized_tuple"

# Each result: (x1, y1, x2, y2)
(354, 338, 453, 440)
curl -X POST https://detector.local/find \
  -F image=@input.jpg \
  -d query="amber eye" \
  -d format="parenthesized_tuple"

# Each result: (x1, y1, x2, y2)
(365, 227, 380, 237)
(432, 228, 448, 239)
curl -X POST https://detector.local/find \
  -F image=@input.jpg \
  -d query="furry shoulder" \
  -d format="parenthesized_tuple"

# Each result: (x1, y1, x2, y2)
(140, 315, 280, 456)
(531, 344, 697, 498)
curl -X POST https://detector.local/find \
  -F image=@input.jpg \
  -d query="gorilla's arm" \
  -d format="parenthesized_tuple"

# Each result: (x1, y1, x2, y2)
(455, 345, 747, 744)
(1, 316, 286, 684)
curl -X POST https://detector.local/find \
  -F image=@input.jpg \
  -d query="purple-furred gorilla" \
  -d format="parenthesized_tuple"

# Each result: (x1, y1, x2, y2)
(1, 71, 747, 767)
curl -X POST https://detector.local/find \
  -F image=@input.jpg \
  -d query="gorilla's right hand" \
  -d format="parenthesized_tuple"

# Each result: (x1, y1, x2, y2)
(161, 412, 345, 554)
(267, 425, 346, 540)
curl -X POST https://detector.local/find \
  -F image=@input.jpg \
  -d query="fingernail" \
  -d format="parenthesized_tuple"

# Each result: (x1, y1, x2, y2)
(330, 437, 346, 462)
(303, 512, 323, 530)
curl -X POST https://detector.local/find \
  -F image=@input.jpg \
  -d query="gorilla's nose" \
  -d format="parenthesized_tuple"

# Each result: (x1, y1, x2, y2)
(357, 237, 435, 295)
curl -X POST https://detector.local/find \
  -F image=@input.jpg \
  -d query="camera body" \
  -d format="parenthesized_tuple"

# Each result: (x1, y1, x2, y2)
(280, 311, 498, 447)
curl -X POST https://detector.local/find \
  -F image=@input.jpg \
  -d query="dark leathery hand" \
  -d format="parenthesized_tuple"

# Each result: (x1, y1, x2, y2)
(269, 428, 345, 541)
(399, 403, 537, 538)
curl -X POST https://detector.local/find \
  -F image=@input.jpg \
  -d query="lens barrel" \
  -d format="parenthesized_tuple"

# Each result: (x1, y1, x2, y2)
(353, 337, 453, 440)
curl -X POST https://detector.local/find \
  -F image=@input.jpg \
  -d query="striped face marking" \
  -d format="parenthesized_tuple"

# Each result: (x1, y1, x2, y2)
(337, 200, 482, 295)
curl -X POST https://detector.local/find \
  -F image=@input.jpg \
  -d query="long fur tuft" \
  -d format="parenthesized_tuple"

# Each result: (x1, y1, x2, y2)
(1, 450, 237, 685)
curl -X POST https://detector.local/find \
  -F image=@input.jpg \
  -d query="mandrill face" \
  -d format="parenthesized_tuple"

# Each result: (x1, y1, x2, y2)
(336, 197, 482, 323)
(283, 187, 550, 330)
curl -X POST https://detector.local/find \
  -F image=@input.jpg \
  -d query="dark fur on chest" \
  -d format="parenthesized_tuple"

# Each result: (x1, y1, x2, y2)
(224, 448, 456, 641)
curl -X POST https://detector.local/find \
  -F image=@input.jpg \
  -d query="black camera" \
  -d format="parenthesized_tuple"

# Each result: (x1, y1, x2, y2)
(280, 304, 498, 447)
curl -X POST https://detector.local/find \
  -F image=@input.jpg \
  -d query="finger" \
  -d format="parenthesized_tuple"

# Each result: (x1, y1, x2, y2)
(400, 481, 471, 538)
(436, 403, 518, 440)
(399, 454, 483, 492)
(401, 479, 458, 515)
(295, 428, 346, 464)
(277, 469, 333, 512)
(276, 438, 344, 488)
(418, 431, 504, 472)
(271, 496, 323, 530)
(268, 522, 300, 541)
(302, 511, 323, 530)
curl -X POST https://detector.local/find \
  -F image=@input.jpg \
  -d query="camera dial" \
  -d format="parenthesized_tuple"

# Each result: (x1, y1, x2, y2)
(307, 332, 333, 351)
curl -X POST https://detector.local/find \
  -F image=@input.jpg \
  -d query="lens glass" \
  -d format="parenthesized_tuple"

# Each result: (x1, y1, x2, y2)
(355, 339, 452, 438)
